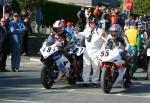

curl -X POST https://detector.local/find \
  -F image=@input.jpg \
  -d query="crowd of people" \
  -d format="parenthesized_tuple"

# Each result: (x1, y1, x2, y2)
(46, 5, 150, 87)
(0, 11, 32, 72)
(1, 4, 150, 88)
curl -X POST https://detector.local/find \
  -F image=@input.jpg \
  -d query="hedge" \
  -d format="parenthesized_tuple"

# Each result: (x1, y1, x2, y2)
(42, 2, 81, 26)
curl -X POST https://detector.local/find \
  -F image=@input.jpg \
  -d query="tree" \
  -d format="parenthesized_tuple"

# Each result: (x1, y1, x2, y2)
(132, 0, 150, 15)
(17, 0, 48, 11)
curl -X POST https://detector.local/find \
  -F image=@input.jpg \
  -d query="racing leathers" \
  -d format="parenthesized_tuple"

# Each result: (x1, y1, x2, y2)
(46, 30, 73, 76)
(105, 34, 132, 86)
(106, 34, 132, 55)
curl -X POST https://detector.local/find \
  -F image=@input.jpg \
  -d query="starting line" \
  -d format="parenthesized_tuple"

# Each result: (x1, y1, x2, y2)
(0, 87, 150, 99)
(0, 99, 44, 103)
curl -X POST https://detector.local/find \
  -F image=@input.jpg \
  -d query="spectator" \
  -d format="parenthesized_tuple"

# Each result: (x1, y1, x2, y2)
(65, 22, 77, 45)
(10, 13, 26, 72)
(35, 8, 43, 33)
(0, 18, 9, 72)
(119, 9, 128, 28)
(85, 8, 92, 29)
(97, 14, 110, 30)
(93, 5, 101, 18)
(85, 8, 92, 20)
(22, 17, 32, 56)
(77, 6, 86, 31)
(74, 26, 85, 47)
(102, 8, 110, 21)
(125, 24, 142, 77)
(110, 11, 119, 24)
(4, 12, 11, 54)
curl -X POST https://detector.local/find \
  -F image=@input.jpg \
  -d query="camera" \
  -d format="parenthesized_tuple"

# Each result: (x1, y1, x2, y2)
(87, 34, 92, 42)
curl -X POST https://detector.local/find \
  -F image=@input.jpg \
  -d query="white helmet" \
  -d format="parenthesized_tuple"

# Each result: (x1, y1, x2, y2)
(53, 20, 65, 33)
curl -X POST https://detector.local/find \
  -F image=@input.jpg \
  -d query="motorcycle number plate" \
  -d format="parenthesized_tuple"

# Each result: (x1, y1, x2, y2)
(147, 48, 150, 56)
(40, 46, 52, 58)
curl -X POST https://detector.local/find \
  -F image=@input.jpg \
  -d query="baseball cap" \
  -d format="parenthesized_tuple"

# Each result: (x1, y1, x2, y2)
(13, 13, 19, 17)
(66, 22, 73, 27)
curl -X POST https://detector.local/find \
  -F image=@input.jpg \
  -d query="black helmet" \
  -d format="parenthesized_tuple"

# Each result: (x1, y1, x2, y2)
(89, 17, 98, 24)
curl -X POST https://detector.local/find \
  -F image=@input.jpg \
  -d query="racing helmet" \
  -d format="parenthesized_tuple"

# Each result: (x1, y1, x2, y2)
(109, 24, 122, 37)
(53, 20, 65, 33)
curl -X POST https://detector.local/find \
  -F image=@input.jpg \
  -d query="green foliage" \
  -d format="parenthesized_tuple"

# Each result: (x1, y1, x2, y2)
(17, 0, 48, 10)
(42, 2, 81, 26)
(132, 0, 150, 16)
(17, 0, 25, 10)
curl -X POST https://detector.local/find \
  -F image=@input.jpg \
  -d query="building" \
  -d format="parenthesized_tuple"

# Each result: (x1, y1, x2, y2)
(49, 0, 122, 8)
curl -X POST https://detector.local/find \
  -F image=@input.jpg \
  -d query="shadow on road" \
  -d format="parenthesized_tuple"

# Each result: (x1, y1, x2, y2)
(0, 75, 41, 88)
(111, 81, 150, 94)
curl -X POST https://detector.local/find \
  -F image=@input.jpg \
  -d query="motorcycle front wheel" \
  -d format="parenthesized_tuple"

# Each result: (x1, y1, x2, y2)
(101, 68, 112, 94)
(41, 65, 54, 89)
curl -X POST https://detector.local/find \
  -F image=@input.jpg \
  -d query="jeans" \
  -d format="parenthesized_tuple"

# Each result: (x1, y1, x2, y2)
(10, 34, 23, 70)
(0, 51, 7, 71)
(35, 22, 41, 33)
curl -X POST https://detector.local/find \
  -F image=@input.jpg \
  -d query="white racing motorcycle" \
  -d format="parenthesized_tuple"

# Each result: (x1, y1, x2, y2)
(98, 48, 132, 93)
(40, 40, 85, 89)
(146, 39, 150, 80)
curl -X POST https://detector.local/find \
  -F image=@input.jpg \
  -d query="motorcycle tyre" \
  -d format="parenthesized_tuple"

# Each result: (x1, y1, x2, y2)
(143, 56, 149, 72)
(148, 63, 150, 81)
(67, 72, 77, 85)
(41, 65, 54, 89)
(101, 68, 112, 94)
(123, 75, 132, 89)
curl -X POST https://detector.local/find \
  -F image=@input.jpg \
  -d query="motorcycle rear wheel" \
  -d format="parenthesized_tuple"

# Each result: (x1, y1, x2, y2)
(67, 73, 76, 85)
(41, 65, 54, 89)
(143, 56, 149, 72)
(67, 64, 77, 85)
(101, 68, 112, 94)
(148, 63, 150, 81)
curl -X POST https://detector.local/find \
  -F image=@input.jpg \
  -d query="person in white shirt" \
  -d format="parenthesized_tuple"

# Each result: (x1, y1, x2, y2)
(77, 17, 106, 87)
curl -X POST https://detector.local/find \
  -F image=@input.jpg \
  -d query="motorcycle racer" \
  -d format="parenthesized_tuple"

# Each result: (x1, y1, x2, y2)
(105, 24, 133, 86)
(46, 20, 74, 78)
(106, 24, 132, 54)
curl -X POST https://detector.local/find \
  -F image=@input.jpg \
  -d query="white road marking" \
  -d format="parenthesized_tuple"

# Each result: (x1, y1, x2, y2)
(0, 87, 44, 91)
(0, 87, 75, 92)
(0, 87, 150, 99)
(30, 58, 40, 62)
(145, 95, 150, 98)
(0, 99, 44, 103)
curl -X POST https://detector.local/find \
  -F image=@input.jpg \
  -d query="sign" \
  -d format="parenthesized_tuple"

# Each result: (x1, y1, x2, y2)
(125, 0, 132, 11)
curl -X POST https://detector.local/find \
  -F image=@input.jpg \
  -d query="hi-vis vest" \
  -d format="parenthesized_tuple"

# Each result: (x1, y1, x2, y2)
(125, 28, 139, 46)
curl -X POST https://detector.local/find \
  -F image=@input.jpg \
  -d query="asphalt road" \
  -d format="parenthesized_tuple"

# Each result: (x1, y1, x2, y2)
(0, 58, 150, 103)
